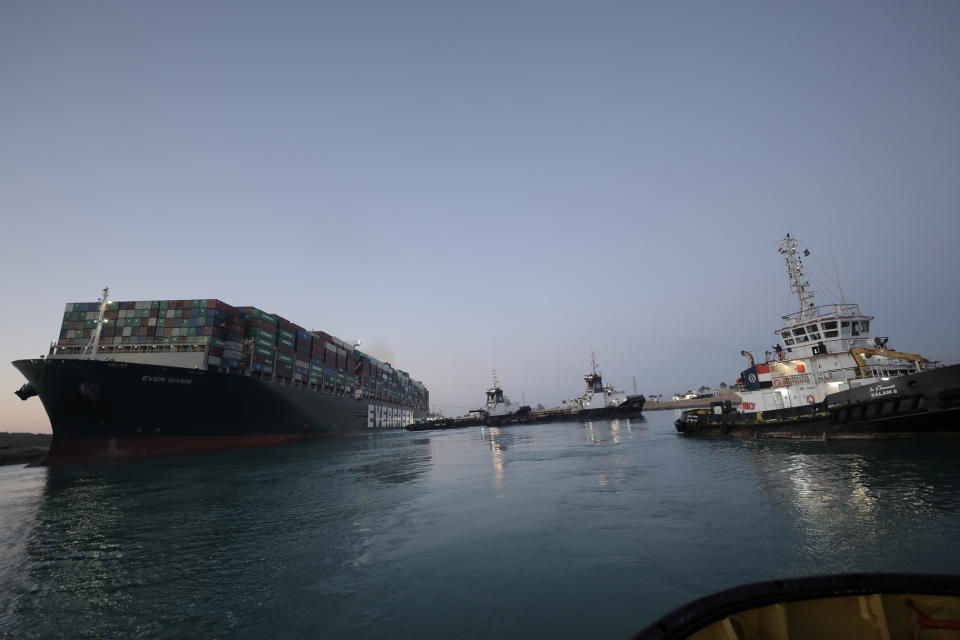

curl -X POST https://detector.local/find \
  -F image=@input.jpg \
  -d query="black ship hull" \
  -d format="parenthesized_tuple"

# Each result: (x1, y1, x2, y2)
(675, 364, 960, 439)
(13, 358, 426, 462)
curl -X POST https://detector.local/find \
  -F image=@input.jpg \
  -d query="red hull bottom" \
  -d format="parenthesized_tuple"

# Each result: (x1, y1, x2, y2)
(41, 432, 374, 464)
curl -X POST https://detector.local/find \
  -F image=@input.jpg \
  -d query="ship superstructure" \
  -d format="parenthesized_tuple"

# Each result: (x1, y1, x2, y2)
(483, 370, 520, 417)
(737, 235, 927, 413)
(575, 354, 627, 410)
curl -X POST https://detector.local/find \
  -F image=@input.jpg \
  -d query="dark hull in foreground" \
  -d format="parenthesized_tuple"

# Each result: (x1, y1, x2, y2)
(675, 364, 960, 438)
(408, 397, 645, 431)
(632, 573, 960, 640)
(13, 358, 425, 463)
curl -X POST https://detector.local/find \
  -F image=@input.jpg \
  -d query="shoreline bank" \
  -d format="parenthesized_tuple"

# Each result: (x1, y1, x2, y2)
(0, 432, 51, 466)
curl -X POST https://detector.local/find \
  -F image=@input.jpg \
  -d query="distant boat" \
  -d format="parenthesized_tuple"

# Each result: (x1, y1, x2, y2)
(408, 360, 644, 431)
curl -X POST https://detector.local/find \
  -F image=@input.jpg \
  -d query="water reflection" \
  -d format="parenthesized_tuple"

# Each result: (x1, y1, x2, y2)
(736, 438, 960, 570)
(478, 427, 536, 497)
(582, 417, 644, 445)
(480, 427, 508, 496)
(3, 436, 433, 638)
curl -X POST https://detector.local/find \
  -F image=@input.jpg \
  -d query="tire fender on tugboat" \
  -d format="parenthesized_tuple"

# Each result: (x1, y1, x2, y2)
(805, 394, 815, 404)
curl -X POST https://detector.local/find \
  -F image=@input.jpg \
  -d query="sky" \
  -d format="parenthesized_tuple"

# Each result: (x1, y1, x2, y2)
(1, 0, 959, 431)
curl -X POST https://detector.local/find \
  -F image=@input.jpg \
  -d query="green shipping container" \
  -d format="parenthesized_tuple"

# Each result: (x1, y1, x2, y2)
(276, 351, 294, 365)
(247, 327, 276, 342)
(245, 308, 277, 324)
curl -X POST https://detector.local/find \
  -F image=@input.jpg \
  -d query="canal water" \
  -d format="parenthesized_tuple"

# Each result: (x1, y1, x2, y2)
(2, 412, 959, 639)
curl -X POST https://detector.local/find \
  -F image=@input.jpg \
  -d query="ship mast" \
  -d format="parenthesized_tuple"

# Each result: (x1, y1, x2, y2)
(780, 235, 816, 321)
(83, 287, 110, 360)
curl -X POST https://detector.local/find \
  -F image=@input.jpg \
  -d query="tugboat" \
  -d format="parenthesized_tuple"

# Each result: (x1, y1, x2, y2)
(562, 353, 644, 416)
(481, 370, 525, 418)
(407, 371, 530, 430)
(407, 363, 644, 431)
(675, 234, 960, 438)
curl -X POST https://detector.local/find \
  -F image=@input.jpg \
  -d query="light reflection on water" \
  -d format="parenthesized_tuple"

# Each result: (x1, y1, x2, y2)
(1, 414, 959, 639)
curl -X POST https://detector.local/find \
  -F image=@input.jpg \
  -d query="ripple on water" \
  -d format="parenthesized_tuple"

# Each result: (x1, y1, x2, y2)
(2, 416, 960, 638)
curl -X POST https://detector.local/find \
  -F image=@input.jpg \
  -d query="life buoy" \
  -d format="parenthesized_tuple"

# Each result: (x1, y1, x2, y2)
(805, 394, 815, 404)
(742, 401, 755, 411)
(773, 378, 783, 388)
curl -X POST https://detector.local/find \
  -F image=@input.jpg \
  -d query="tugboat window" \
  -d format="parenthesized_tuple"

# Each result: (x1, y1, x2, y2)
(823, 321, 838, 330)
(852, 321, 861, 336)
(824, 330, 839, 338)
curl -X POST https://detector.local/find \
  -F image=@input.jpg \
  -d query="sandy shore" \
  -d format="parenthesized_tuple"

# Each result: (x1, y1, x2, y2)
(0, 432, 51, 466)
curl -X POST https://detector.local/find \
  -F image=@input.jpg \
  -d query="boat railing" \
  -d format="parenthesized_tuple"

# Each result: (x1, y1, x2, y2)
(781, 303, 861, 323)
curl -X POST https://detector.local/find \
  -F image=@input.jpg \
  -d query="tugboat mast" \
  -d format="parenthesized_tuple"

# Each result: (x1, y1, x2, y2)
(83, 287, 110, 360)
(780, 234, 816, 321)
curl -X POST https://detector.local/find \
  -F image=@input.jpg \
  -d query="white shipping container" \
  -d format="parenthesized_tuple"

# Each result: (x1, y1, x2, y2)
(147, 318, 157, 326)
(122, 327, 132, 337)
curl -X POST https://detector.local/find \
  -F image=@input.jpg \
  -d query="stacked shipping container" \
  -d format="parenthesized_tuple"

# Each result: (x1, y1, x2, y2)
(54, 298, 428, 411)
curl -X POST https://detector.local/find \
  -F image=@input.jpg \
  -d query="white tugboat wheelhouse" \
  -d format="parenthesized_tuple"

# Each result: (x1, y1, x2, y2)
(737, 235, 928, 413)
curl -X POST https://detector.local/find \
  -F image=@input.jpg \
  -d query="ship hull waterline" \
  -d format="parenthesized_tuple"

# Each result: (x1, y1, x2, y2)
(675, 364, 960, 439)
(13, 358, 425, 463)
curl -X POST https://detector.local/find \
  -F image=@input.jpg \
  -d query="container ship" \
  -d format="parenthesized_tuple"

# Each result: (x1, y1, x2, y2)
(13, 289, 429, 462)
(674, 235, 960, 438)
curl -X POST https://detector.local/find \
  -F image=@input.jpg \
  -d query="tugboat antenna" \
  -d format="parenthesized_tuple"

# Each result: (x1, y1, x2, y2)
(780, 235, 816, 320)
